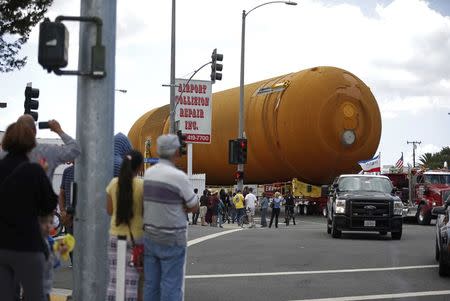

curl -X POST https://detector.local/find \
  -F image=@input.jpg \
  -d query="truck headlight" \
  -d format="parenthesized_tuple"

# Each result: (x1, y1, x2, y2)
(335, 199, 346, 214)
(394, 201, 403, 216)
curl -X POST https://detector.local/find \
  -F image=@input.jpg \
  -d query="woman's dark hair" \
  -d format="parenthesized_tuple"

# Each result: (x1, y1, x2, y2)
(116, 149, 143, 226)
(2, 122, 36, 154)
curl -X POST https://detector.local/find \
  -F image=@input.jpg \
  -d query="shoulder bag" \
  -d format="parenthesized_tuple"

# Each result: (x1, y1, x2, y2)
(128, 224, 144, 272)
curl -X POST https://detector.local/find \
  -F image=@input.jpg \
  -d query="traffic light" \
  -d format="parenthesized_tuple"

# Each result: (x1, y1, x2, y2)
(229, 138, 248, 164)
(235, 171, 244, 181)
(176, 130, 187, 155)
(229, 139, 239, 164)
(24, 83, 40, 121)
(210, 48, 223, 84)
(237, 138, 247, 164)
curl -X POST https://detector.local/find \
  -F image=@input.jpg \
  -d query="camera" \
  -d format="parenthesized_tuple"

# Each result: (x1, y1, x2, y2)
(38, 121, 50, 129)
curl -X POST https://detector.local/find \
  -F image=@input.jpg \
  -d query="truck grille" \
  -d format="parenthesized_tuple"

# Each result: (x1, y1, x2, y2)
(350, 200, 391, 217)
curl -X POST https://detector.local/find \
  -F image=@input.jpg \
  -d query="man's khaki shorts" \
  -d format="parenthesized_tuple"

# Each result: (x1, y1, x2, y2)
(200, 206, 207, 218)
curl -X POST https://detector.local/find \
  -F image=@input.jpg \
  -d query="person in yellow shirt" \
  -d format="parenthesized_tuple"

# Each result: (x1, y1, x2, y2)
(233, 190, 245, 226)
(105, 150, 144, 301)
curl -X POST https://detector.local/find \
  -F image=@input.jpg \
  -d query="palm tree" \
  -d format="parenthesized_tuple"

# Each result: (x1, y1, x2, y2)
(419, 153, 434, 168)
(419, 148, 450, 169)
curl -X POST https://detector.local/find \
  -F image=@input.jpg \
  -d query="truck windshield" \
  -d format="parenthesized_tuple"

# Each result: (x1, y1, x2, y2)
(338, 177, 393, 193)
(424, 174, 450, 185)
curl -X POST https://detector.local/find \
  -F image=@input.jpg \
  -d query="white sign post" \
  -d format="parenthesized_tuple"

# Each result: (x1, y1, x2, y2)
(175, 78, 212, 179)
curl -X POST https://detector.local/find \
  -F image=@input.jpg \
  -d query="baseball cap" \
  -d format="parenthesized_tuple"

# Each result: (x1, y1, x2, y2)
(157, 134, 181, 156)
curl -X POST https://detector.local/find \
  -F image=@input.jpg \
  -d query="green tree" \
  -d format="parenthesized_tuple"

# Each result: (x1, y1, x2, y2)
(419, 148, 450, 169)
(0, 0, 53, 73)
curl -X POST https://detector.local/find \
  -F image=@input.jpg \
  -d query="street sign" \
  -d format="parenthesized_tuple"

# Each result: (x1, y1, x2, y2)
(175, 78, 212, 144)
(144, 158, 159, 164)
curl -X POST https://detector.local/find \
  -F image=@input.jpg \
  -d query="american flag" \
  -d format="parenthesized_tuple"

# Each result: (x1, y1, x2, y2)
(395, 153, 404, 170)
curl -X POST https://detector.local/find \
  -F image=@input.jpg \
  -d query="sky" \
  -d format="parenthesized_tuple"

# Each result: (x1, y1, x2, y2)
(1, 0, 450, 168)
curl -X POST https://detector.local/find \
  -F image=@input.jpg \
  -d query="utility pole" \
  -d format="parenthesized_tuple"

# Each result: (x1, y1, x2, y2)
(407, 141, 421, 168)
(169, 0, 176, 134)
(73, 1, 116, 300)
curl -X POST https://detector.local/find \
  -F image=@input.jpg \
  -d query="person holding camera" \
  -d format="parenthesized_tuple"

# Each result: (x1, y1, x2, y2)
(18, 115, 81, 180)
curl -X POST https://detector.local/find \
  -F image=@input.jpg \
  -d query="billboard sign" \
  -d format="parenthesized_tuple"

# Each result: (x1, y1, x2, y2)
(175, 78, 212, 144)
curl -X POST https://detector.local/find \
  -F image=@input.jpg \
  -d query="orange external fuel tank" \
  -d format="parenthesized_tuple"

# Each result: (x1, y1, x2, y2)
(128, 66, 381, 185)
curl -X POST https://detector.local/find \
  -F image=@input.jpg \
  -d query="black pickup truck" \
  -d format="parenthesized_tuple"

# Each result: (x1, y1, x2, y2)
(326, 175, 403, 240)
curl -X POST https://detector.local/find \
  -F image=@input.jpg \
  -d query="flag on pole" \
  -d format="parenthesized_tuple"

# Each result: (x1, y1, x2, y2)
(395, 153, 404, 170)
(358, 154, 381, 173)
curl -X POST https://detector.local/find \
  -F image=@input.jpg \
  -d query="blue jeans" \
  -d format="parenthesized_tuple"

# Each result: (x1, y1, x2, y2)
(236, 208, 245, 225)
(144, 237, 187, 301)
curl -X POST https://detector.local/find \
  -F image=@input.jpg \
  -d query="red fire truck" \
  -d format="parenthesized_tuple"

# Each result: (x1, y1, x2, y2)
(384, 169, 450, 225)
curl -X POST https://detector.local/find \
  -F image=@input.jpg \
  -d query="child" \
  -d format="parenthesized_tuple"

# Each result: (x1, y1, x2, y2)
(39, 214, 69, 301)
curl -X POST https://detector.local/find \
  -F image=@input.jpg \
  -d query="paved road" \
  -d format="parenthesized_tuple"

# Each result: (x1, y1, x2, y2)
(185, 216, 449, 301)
(54, 216, 450, 300)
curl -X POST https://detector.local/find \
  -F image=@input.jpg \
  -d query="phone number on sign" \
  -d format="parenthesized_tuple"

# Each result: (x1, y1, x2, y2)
(185, 134, 210, 143)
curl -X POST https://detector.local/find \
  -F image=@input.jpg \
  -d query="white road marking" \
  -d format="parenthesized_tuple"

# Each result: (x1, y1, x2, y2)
(187, 229, 242, 247)
(289, 290, 450, 301)
(295, 220, 326, 226)
(185, 265, 438, 279)
(51, 288, 72, 296)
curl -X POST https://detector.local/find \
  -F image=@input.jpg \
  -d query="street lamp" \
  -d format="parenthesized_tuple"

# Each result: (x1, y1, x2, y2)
(237, 0, 297, 190)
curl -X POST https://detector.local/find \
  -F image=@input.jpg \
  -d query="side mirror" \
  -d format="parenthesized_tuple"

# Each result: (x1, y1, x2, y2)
(432, 206, 447, 215)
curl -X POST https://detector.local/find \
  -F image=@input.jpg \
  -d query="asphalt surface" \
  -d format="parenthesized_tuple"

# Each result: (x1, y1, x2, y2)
(54, 216, 450, 300)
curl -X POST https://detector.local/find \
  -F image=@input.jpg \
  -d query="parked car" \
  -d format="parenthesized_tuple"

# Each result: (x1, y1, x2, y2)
(326, 174, 403, 239)
(433, 189, 450, 277)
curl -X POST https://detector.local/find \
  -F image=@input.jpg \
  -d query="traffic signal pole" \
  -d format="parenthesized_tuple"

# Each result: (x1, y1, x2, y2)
(73, 0, 116, 300)
(237, 10, 246, 192)
(169, 0, 176, 134)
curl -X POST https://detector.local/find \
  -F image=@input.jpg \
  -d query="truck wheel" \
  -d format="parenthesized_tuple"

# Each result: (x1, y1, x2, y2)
(438, 250, 450, 277)
(379, 231, 387, 236)
(391, 229, 402, 240)
(327, 217, 332, 234)
(331, 218, 341, 238)
(303, 205, 308, 215)
(435, 238, 440, 262)
(417, 204, 431, 225)
(322, 207, 327, 217)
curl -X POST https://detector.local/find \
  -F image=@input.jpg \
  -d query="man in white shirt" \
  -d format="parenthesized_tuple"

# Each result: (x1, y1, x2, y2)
(143, 134, 199, 300)
(245, 187, 257, 228)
